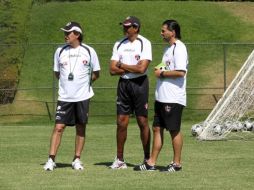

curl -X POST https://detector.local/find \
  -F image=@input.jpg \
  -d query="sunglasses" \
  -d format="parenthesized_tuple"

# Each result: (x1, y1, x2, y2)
(123, 25, 133, 30)
(64, 31, 72, 36)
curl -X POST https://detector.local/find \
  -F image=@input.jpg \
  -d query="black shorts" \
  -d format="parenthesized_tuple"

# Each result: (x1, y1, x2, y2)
(153, 101, 184, 131)
(55, 99, 90, 126)
(117, 75, 149, 117)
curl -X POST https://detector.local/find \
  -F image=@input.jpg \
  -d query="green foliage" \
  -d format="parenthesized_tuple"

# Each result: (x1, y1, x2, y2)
(0, 0, 32, 86)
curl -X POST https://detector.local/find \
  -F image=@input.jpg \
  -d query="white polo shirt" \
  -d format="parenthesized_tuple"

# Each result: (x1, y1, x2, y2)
(155, 40, 188, 106)
(54, 43, 100, 102)
(111, 34, 152, 79)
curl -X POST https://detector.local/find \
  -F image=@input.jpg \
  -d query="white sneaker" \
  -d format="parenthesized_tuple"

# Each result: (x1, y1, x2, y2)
(43, 158, 56, 171)
(72, 158, 84, 170)
(109, 157, 127, 169)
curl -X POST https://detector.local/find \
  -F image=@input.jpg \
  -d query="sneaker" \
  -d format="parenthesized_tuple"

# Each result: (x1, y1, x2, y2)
(72, 158, 84, 170)
(109, 157, 127, 169)
(133, 162, 156, 171)
(162, 162, 182, 172)
(43, 158, 56, 171)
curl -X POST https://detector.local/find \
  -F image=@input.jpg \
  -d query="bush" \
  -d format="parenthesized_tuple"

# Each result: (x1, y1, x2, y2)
(0, 0, 32, 102)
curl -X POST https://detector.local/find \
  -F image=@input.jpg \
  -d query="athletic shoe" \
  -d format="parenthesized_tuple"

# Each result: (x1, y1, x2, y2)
(161, 162, 182, 172)
(43, 158, 56, 171)
(72, 158, 84, 170)
(109, 157, 127, 169)
(133, 162, 156, 171)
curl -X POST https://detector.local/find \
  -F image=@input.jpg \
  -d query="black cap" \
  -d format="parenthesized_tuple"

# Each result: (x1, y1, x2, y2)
(120, 16, 141, 28)
(60, 21, 83, 34)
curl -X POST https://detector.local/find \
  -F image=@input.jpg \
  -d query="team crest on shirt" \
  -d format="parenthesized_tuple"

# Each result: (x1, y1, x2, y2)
(165, 61, 171, 70)
(135, 54, 140, 61)
(165, 105, 171, 112)
(83, 60, 88, 65)
(144, 103, 148, 110)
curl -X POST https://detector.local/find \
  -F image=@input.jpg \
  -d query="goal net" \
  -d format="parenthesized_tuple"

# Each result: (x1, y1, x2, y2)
(193, 50, 254, 140)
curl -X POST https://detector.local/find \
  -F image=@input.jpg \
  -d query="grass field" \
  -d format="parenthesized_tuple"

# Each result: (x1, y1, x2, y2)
(0, 1, 254, 189)
(1, 1, 254, 125)
(0, 122, 254, 190)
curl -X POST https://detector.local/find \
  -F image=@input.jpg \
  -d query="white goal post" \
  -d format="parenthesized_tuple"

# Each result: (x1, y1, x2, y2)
(196, 50, 254, 140)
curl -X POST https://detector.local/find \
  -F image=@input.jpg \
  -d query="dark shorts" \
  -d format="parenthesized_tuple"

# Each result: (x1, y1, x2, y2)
(153, 101, 184, 131)
(55, 99, 90, 126)
(117, 75, 149, 117)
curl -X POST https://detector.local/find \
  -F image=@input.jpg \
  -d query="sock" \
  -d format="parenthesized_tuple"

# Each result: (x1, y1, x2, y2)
(73, 155, 80, 161)
(117, 156, 124, 162)
(49, 155, 55, 162)
(144, 153, 150, 160)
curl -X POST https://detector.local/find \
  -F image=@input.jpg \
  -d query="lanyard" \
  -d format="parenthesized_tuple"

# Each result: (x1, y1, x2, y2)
(69, 46, 80, 74)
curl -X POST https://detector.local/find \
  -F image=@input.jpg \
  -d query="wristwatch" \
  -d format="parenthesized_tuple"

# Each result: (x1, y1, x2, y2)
(160, 71, 165, 78)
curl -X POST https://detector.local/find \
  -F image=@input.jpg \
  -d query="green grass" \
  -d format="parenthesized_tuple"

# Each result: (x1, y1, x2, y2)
(1, 1, 254, 189)
(0, 122, 254, 190)
(1, 0, 251, 125)
(23, 0, 254, 90)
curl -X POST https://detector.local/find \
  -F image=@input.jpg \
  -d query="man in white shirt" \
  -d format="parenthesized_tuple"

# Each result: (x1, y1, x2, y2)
(109, 16, 152, 169)
(43, 21, 100, 171)
(134, 19, 188, 172)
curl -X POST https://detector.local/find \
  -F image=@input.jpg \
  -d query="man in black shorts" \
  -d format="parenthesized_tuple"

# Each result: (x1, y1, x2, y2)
(43, 21, 100, 171)
(109, 16, 152, 169)
(134, 19, 188, 172)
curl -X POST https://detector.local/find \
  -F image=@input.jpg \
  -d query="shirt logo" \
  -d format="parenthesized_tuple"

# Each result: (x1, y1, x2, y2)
(144, 103, 148, 110)
(124, 48, 135, 52)
(56, 116, 61, 120)
(135, 55, 140, 61)
(165, 105, 171, 112)
(69, 54, 81, 58)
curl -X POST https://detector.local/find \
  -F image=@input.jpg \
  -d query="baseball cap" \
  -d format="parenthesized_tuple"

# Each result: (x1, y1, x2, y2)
(120, 16, 141, 28)
(61, 21, 83, 34)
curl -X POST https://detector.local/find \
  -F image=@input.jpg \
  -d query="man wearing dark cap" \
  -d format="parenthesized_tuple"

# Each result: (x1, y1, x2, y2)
(109, 16, 152, 169)
(43, 21, 101, 171)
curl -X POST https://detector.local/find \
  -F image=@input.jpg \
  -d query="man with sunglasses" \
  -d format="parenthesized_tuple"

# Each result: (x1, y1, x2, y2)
(43, 21, 100, 171)
(109, 16, 152, 169)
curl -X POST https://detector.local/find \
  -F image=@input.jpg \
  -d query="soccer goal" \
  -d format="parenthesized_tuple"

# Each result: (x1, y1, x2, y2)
(192, 50, 254, 140)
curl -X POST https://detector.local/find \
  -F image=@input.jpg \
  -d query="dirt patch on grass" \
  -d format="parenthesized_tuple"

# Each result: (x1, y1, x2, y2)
(193, 53, 244, 110)
(218, 2, 254, 24)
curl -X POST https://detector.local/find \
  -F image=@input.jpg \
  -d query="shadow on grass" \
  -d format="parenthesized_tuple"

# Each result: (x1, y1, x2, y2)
(56, 163, 72, 168)
(40, 163, 72, 168)
(94, 161, 136, 167)
(93, 162, 167, 171)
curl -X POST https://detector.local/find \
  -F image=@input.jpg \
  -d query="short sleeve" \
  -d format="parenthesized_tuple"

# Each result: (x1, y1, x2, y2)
(53, 48, 61, 72)
(174, 44, 188, 71)
(90, 48, 101, 71)
(140, 39, 152, 61)
(110, 42, 120, 61)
